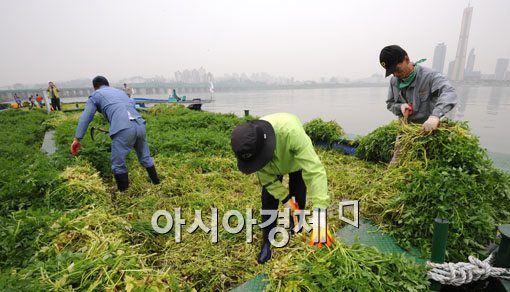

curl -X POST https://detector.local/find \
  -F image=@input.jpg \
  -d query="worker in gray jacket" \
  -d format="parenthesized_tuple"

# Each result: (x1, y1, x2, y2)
(380, 45, 457, 163)
(380, 45, 457, 132)
(71, 76, 160, 191)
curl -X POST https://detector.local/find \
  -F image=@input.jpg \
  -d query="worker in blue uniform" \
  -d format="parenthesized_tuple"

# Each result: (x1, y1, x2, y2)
(71, 76, 160, 191)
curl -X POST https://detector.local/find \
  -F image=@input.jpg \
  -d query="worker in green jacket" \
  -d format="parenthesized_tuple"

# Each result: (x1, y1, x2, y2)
(231, 112, 333, 264)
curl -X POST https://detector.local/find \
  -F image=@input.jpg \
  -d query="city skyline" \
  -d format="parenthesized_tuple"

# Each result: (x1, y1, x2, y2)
(2, 57, 509, 90)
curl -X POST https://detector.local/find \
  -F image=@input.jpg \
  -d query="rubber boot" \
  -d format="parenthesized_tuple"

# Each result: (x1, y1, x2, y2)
(146, 165, 160, 185)
(257, 230, 272, 264)
(257, 241, 272, 264)
(114, 173, 129, 192)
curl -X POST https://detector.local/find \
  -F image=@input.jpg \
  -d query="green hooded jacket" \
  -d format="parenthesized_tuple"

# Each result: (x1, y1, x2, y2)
(256, 113, 330, 209)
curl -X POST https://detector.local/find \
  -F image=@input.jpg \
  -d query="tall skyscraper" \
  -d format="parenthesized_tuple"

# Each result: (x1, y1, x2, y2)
(451, 4, 474, 81)
(432, 43, 447, 74)
(466, 48, 475, 73)
(495, 58, 509, 80)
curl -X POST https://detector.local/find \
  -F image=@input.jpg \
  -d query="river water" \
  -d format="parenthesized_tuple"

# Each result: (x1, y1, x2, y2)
(199, 86, 510, 156)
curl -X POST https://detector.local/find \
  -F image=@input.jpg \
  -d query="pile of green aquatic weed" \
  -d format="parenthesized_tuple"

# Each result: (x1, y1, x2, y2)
(110, 152, 295, 290)
(45, 159, 111, 208)
(267, 242, 429, 291)
(1, 161, 184, 291)
(303, 118, 344, 144)
(0, 205, 62, 272)
(144, 104, 250, 154)
(30, 206, 182, 291)
(355, 120, 399, 163)
(356, 119, 510, 261)
(319, 149, 403, 222)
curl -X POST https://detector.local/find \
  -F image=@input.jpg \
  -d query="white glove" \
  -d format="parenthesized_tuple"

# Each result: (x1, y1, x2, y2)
(422, 116, 440, 132)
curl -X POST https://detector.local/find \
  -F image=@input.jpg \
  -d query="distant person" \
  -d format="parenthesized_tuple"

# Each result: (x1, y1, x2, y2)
(379, 45, 458, 163)
(36, 94, 43, 107)
(122, 83, 134, 98)
(47, 81, 61, 111)
(13, 93, 22, 108)
(71, 76, 160, 192)
(171, 89, 181, 101)
(28, 95, 35, 109)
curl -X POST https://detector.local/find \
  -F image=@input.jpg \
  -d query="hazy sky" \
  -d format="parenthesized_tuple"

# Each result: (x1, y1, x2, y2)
(1, 0, 509, 86)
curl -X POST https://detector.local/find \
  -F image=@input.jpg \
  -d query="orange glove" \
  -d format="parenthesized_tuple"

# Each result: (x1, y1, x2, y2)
(71, 139, 81, 157)
(309, 208, 334, 248)
(284, 197, 300, 232)
(310, 224, 334, 248)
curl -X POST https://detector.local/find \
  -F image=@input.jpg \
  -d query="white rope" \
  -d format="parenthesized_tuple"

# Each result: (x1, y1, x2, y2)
(427, 252, 510, 286)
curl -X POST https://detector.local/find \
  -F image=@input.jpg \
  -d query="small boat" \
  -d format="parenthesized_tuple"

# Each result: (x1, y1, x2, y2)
(133, 89, 213, 111)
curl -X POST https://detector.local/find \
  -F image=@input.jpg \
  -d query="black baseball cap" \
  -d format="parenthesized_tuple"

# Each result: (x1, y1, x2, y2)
(379, 45, 408, 77)
(92, 76, 110, 89)
(231, 120, 276, 174)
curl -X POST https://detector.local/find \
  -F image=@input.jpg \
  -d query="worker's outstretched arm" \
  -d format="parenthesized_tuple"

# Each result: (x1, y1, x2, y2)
(75, 97, 97, 139)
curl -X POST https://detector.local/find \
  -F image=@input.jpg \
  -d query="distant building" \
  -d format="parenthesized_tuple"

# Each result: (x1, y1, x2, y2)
(451, 4, 474, 81)
(174, 67, 213, 83)
(505, 71, 510, 81)
(432, 43, 447, 74)
(466, 48, 475, 74)
(463, 48, 480, 81)
(447, 60, 456, 80)
(495, 58, 509, 80)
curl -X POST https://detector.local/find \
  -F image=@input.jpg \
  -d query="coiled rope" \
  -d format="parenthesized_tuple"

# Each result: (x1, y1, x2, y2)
(427, 252, 510, 286)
